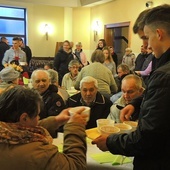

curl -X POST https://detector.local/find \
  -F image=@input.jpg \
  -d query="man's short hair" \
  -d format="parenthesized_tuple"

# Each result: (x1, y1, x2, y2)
(80, 76, 98, 89)
(144, 4, 170, 36)
(91, 50, 105, 63)
(133, 9, 151, 34)
(12, 37, 20, 41)
(117, 64, 130, 73)
(0, 36, 7, 42)
(68, 59, 80, 68)
(122, 74, 142, 90)
(31, 69, 50, 81)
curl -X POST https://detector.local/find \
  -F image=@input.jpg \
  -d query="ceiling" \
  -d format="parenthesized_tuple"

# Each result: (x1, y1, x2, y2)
(4, 0, 114, 7)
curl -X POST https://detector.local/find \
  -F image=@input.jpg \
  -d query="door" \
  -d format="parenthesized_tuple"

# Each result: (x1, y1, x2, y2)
(104, 22, 130, 65)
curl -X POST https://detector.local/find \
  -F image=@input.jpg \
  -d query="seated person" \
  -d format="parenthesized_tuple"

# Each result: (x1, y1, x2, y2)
(110, 64, 130, 103)
(0, 67, 20, 93)
(47, 69, 69, 103)
(44, 63, 53, 70)
(75, 50, 118, 99)
(108, 74, 144, 123)
(0, 86, 87, 169)
(67, 76, 113, 129)
(31, 69, 66, 119)
(61, 59, 80, 90)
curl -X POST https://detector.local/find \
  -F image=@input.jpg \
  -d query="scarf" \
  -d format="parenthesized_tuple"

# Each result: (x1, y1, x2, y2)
(0, 121, 53, 145)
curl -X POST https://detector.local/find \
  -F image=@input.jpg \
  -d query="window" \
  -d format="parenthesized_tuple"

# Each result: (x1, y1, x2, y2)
(0, 6, 26, 45)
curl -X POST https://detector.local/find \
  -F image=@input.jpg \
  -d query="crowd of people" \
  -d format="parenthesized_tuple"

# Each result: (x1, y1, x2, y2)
(0, 4, 170, 170)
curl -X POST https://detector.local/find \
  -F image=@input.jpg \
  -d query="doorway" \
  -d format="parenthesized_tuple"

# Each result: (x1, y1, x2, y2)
(104, 21, 130, 65)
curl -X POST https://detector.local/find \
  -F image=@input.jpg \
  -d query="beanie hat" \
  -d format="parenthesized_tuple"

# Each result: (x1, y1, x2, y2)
(0, 67, 20, 82)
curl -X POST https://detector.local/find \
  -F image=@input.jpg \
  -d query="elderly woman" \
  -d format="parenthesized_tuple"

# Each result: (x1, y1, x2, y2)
(0, 67, 20, 93)
(0, 86, 87, 170)
(75, 50, 118, 98)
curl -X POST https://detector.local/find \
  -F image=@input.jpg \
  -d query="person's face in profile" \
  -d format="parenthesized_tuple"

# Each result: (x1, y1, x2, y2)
(81, 82, 97, 105)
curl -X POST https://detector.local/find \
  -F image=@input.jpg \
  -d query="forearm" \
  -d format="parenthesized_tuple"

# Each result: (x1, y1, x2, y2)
(63, 122, 87, 170)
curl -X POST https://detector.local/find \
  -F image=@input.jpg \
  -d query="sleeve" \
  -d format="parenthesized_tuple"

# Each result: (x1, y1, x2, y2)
(74, 69, 83, 90)
(2, 50, 9, 65)
(139, 61, 152, 76)
(47, 94, 66, 117)
(37, 123, 87, 170)
(27, 47, 32, 64)
(109, 71, 118, 94)
(38, 116, 59, 138)
(106, 71, 170, 157)
(54, 53, 60, 71)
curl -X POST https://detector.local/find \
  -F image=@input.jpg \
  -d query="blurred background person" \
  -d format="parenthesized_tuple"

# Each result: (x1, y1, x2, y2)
(0, 36, 10, 71)
(109, 46, 118, 68)
(122, 47, 136, 70)
(75, 50, 117, 99)
(96, 39, 106, 50)
(102, 46, 117, 77)
(54, 40, 74, 86)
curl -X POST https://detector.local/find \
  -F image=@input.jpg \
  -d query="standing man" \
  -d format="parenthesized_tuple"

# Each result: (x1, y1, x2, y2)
(2, 37, 26, 66)
(19, 38, 32, 65)
(92, 4, 170, 170)
(0, 37, 10, 70)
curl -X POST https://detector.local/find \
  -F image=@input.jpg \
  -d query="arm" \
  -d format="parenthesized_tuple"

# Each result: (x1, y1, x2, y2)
(94, 71, 170, 157)
(54, 53, 60, 71)
(2, 50, 9, 65)
(135, 61, 152, 76)
(109, 71, 118, 94)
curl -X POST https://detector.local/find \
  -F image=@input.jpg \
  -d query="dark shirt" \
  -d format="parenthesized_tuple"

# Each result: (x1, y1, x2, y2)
(67, 91, 112, 129)
(40, 84, 66, 119)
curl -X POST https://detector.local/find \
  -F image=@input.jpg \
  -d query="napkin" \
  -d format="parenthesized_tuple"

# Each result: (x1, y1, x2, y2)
(86, 128, 101, 140)
(90, 152, 132, 165)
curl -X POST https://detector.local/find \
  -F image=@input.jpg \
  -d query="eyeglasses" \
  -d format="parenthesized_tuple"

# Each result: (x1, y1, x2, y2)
(70, 66, 79, 69)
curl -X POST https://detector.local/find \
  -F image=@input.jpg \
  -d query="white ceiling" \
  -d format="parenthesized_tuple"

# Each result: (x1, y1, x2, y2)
(4, 0, 114, 7)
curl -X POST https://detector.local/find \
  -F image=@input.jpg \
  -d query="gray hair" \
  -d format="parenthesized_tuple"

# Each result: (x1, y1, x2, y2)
(68, 59, 80, 68)
(80, 76, 98, 89)
(47, 69, 58, 84)
(122, 74, 142, 90)
(31, 69, 50, 81)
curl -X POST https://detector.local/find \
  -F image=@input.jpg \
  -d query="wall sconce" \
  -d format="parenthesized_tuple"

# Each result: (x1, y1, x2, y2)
(145, 1, 153, 8)
(93, 21, 100, 41)
(44, 24, 49, 40)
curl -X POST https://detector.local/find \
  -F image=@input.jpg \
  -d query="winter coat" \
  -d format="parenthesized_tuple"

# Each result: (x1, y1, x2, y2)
(54, 49, 74, 85)
(0, 122, 87, 170)
(106, 48, 170, 170)
(40, 84, 66, 120)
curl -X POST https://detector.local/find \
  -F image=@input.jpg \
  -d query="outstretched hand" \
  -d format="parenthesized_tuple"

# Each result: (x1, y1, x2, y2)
(91, 135, 109, 151)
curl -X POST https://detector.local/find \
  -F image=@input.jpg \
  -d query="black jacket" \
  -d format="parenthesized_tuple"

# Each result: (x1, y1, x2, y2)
(67, 92, 112, 129)
(54, 49, 74, 85)
(106, 48, 170, 170)
(40, 84, 66, 119)
(0, 42, 10, 70)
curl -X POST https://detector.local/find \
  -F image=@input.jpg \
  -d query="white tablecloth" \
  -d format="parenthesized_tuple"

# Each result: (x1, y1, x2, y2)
(53, 133, 133, 170)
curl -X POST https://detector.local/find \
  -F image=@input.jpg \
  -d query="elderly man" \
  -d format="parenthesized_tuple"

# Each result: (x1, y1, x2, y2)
(67, 76, 112, 129)
(108, 74, 144, 123)
(31, 69, 66, 119)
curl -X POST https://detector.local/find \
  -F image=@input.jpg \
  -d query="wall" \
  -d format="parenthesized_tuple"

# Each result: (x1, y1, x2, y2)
(0, 0, 64, 57)
(72, 7, 91, 60)
(88, 0, 170, 55)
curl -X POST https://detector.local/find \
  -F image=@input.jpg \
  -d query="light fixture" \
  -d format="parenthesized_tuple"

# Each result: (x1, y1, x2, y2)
(93, 21, 100, 41)
(44, 24, 49, 40)
(145, 1, 153, 8)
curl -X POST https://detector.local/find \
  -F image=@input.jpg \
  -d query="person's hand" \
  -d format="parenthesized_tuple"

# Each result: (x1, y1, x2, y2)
(55, 108, 71, 127)
(91, 135, 109, 151)
(68, 107, 87, 125)
(120, 104, 135, 122)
